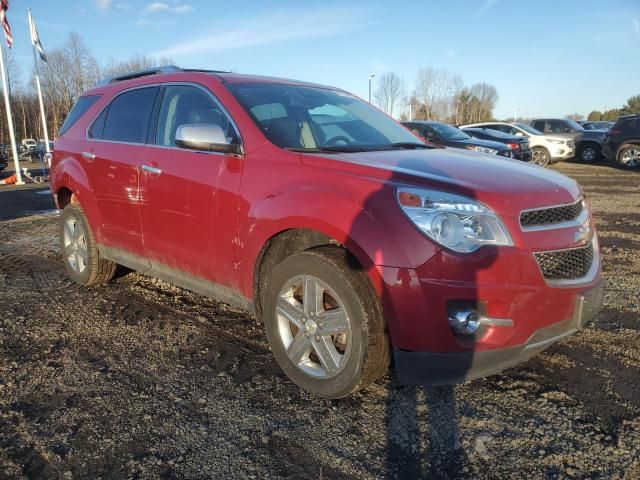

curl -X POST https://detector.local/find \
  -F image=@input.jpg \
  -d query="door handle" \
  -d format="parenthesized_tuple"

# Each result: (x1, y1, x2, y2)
(82, 151, 95, 160)
(141, 164, 162, 175)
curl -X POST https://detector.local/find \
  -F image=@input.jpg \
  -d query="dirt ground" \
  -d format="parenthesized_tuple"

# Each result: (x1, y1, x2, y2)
(0, 161, 638, 479)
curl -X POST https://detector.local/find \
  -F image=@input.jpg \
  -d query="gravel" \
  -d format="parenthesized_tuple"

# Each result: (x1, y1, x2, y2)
(0, 162, 638, 479)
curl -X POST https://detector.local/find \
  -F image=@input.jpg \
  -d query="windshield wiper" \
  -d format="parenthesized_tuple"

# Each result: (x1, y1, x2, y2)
(382, 142, 432, 150)
(286, 143, 431, 153)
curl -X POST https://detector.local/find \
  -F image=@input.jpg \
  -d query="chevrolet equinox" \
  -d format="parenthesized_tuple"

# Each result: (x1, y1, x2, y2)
(50, 67, 603, 399)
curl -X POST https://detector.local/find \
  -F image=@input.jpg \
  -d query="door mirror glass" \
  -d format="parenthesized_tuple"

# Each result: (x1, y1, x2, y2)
(175, 124, 240, 154)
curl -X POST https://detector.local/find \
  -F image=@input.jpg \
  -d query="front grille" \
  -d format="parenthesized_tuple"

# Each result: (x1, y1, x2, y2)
(535, 243, 594, 280)
(520, 199, 584, 228)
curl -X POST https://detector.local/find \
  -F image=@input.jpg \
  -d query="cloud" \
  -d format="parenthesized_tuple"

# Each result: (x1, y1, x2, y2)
(145, 2, 194, 14)
(477, 0, 499, 15)
(94, 0, 112, 12)
(116, 3, 131, 11)
(153, 7, 375, 58)
(634, 19, 640, 36)
(133, 18, 175, 27)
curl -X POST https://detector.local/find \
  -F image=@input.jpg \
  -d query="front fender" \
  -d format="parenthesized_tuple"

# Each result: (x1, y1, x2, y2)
(237, 182, 440, 296)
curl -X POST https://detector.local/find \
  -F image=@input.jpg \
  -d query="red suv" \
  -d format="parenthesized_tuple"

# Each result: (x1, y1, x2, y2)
(50, 67, 603, 398)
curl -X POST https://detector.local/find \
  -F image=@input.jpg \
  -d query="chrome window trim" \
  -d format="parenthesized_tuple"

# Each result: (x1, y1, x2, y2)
(533, 236, 600, 287)
(519, 197, 585, 232)
(84, 81, 244, 155)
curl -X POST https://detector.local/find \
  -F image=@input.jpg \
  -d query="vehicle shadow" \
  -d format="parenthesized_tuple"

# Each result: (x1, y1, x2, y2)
(345, 152, 500, 478)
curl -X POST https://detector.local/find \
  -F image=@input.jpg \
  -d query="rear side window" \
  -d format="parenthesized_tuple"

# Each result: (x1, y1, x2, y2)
(59, 95, 100, 136)
(102, 87, 159, 143)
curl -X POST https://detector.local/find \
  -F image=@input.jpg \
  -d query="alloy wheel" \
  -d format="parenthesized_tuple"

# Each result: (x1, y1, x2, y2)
(275, 275, 352, 379)
(581, 147, 596, 162)
(532, 149, 549, 166)
(620, 148, 640, 168)
(63, 217, 88, 273)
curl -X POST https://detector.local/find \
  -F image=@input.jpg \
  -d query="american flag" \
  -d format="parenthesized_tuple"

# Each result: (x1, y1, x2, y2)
(0, 0, 12, 48)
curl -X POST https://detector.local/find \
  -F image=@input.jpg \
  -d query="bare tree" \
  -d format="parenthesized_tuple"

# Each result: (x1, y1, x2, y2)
(414, 67, 463, 122)
(373, 72, 405, 117)
(101, 54, 176, 78)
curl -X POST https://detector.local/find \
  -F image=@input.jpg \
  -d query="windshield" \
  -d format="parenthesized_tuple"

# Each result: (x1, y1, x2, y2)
(428, 123, 471, 141)
(515, 123, 543, 135)
(565, 119, 584, 131)
(226, 83, 425, 151)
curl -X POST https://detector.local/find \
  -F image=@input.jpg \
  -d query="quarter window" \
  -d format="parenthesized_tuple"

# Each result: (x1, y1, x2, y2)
(101, 87, 159, 143)
(155, 85, 238, 147)
(59, 95, 100, 136)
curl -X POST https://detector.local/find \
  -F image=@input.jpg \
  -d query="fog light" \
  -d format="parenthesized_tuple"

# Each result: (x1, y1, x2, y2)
(448, 308, 481, 335)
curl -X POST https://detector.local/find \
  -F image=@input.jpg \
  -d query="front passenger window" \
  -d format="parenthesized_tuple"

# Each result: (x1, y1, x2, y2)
(155, 85, 238, 147)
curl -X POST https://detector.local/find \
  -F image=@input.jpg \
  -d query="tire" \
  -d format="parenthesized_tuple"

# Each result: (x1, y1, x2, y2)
(263, 247, 390, 399)
(577, 143, 601, 163)
(60, 203, 116, 286)
(616, 144, 640, 168)
(531, 147, 550, 167)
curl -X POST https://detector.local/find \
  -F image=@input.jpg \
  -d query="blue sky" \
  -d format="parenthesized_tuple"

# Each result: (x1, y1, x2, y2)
(8, 0, 640, 119)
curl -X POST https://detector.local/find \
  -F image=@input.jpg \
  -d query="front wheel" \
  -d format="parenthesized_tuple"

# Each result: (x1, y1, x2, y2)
(577, 144, 601, 163)
(531, 147, 550, 167)
(60, 203, 117, 286)
(263, 247, 390, 399)
(617, 144, 640, 168)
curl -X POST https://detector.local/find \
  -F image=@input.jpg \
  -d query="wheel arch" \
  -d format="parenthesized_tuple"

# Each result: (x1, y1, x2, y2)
(252, 227, 372, 322)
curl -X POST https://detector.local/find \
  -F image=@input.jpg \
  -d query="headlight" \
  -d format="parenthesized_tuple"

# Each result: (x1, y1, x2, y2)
(547, 139, 564, 145)
(466, 145, 498, 154)
(397, 188, 512, 253)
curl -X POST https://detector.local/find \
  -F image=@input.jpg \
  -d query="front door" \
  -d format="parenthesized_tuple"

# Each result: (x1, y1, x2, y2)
(139, 84, 243, 284)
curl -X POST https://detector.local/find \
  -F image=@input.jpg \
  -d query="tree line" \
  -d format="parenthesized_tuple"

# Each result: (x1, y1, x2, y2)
(0, 32, 173, 146)
(373, 67, 499, 124)
(586, 95, 640, 122)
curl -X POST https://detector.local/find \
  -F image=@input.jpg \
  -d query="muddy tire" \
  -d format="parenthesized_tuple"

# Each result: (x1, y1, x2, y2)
(263, 247, 390, 399)
(60, 203, 116, 286)
(531, 147, 550, 167)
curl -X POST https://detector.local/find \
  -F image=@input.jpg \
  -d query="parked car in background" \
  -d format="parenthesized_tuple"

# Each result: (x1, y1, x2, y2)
(0, 149, 7, 172)
(459, 121, 574, 166)
(603, 114, 640, 168)
(402, 121, 515, 158)
(50, 67, 603, 398)
(460, 127, 533, 163)
(530, 118, 606, 163)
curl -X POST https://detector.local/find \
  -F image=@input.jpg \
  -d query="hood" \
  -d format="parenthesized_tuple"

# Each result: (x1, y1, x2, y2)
(302, 148, 581, 217)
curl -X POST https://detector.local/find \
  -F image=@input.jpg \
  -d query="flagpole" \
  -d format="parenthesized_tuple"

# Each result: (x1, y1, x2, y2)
(28, 9, 50, 167)
(0, 40, 22, 184)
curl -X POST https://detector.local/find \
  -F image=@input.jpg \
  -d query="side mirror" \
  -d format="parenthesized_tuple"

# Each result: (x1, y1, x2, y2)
(514, 131, 524, 137)
(175, 124, 241, 154)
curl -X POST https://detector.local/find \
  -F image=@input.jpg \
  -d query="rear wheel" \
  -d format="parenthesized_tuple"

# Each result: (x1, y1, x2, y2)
(60, 203, 116, 286)
(531, 147, 550, 167)
(263, 247, 390, 398)
(617, 144, 640, 168)
(577, 144, 601, 163)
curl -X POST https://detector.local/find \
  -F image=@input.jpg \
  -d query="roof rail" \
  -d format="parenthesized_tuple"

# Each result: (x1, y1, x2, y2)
(96, 65, 183, 87)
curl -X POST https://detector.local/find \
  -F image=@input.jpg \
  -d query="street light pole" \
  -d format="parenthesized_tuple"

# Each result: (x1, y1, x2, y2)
(514, 107, 519, 123)
(368, 74, 375, 103)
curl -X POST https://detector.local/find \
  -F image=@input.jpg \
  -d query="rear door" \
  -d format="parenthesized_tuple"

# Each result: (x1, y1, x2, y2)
(139, 83, 243, 283)
(85, 86, 159, 258)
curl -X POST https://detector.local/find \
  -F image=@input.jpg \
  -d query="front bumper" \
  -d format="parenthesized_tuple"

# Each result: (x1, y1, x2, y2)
(394, 280, 603, 385)
(550, 145, 575, 161)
